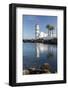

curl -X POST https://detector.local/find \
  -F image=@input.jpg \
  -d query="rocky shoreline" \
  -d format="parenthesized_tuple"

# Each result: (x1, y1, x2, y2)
(23, 63, 56, 75)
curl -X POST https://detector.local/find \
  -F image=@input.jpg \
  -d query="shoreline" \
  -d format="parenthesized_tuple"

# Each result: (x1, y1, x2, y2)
(23, 63, 56, 75)
(23, 38, 57, 45)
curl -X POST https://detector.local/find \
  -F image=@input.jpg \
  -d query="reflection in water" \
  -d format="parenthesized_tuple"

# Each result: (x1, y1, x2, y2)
(36, 43, 48, 58)
(36, 43, 40, 58)
(23, 43, 57, 75)
(36, 43, 56, 59)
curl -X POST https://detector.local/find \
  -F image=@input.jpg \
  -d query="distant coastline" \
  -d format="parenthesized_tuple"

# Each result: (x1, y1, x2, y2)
(23, 38, 57, 45)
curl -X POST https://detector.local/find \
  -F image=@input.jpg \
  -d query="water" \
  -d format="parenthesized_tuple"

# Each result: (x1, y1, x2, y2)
(23, 43, 57, 73)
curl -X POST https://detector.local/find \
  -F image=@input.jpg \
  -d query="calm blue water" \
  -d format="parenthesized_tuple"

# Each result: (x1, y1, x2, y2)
(23, 43, 57, 73)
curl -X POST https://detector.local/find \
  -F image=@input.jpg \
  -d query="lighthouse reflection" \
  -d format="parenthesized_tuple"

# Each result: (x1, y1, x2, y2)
(36, 43, 48, 58)
(36, 43, 56, 59)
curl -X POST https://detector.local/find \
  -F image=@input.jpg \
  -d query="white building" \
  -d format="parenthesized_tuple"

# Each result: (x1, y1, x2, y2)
(39, 32, 48, 39)
(35, 24, 56, 40)
(35, 24, 48, 39)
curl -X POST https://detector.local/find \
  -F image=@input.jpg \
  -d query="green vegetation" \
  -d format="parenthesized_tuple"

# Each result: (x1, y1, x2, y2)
(46, 24, 55, 37)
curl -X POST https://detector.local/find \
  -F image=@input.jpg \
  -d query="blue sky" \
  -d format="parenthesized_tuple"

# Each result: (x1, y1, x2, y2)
(23, 15, 57, 39)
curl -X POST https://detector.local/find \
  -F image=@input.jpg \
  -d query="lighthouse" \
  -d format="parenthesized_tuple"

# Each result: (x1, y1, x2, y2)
(35, 24, 40, 39)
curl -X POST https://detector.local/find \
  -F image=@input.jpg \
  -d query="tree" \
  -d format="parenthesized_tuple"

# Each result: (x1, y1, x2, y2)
(46, 24, 51, 37)
(50, 26, 54, 37)
(46, 24, 54, 38)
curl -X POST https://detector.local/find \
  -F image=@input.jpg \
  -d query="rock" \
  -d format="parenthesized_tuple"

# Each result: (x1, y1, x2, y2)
(41, 63, 50, 70)
(29, 68, 36, 71)
(28, 68, 36, 74)
(23, 70, 30, 75)
(43, 69, 51, 73)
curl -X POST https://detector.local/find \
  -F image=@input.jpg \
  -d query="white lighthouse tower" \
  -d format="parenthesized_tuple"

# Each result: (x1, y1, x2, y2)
(35, 24, 40, 39)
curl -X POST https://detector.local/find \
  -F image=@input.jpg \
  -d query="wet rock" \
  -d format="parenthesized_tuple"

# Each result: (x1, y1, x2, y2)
(29, 68, 36, 71)
(41, 63, 50, 71)
(23, 70, 30, 75)
(28, 68, 36, 74)
(42, 69, 51, 73)
(40, 63, 52, 73)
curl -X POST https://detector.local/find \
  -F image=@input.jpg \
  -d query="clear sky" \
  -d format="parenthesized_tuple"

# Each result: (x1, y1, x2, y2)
(23, 15, 57, 39)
